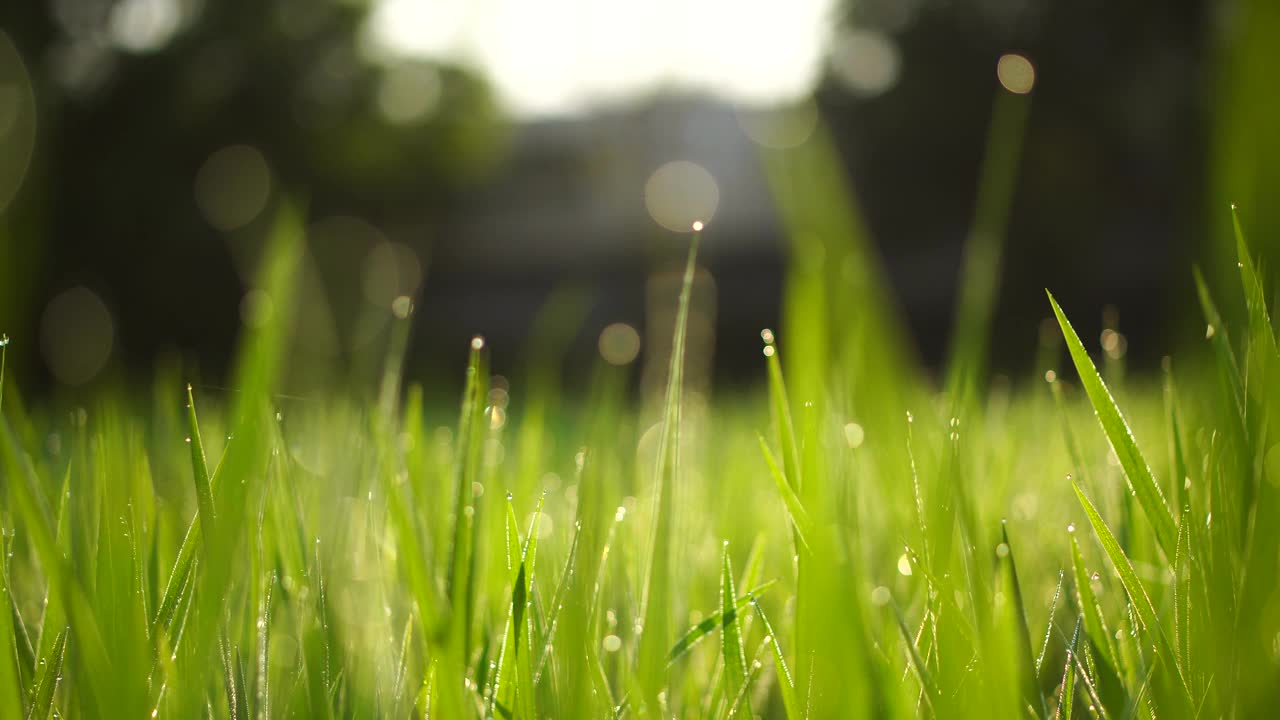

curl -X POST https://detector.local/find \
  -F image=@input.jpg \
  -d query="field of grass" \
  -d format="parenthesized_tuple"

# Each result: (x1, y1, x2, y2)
(5, 93, 1280, 718)
(3, 196, 1280, 719)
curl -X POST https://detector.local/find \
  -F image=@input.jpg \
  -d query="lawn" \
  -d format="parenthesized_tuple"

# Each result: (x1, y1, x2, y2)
(3, 192, 1279, 719)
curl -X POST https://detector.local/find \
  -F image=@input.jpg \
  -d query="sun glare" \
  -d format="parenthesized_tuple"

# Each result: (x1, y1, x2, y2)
(367, 0, 835, 116)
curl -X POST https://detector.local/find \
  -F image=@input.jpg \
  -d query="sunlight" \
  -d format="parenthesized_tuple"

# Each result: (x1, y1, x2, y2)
(367, 0, 835, 116)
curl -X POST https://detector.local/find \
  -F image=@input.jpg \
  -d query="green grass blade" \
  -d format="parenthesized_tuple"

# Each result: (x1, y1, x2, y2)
(1056, 617, 1081, 720)
(665, 580, 778, 664)
(0, 529, 24, 718)
(185, 384, 217, 543)
(24, 627, 66, 720)
(1049, 290, 1178, 562)
(0, 333, 6, 414)
(1070, 480, 1190, 705)
(752, 599, 801, 720)
(1233, 206, 1277, 353)
(534, 521, 581, 685)
(1161, 359, 1191, 514)
(762, 330, 801, 490)
(1191, 267, 1246, 424)
(720, 543, 751, 719)
(1037, 570, 1065, 679)
(756, 435, 812, 550)
(999, 520, 1042, 715)
(1069, 532, 1116, 669)
(637, 233, 699, 702)
(891, 599, 940, 713)
(945, 83, 1032, 410)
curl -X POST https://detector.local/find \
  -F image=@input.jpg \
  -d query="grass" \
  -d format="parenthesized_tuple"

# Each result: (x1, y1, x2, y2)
(5, 115, 1280, 719)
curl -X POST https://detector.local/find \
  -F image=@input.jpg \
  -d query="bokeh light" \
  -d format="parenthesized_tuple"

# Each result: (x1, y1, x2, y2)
(644, 161, 720, 233)
(108, 0, 184, 54)
(598, 323, 641, 366)
(377, 62, 443, 125)
(996, 53, 1035, 95)
(0, 31, 37, 214)
(736, 100, 818, 149)
(828, 29, 901, 97)
(194, 145, 273, 231)
(40, 286, 114, 385)
(361, 242, 423, 308)
(369, 0, 834, 116)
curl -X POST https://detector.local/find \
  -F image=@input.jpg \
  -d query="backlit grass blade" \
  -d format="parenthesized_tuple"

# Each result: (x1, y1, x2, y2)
(185, 384, 217, 543)
(891, 599, 940, 713)
(999, 521, 1042, 715)
(761, 330, 800, 490)
(1049, 290, 1178, 562)
(637, 232, 699, 702)
(1161, 360, 1191, 514)
(720, 543, 751, 719)
(1234, 207, 1278, 354)
(944, 82, 1032, 411)
(534, 520, 581, 685)
(1055, 617, 1081, 720)
(665, 580, 778, 664)
(1048, 377, 1091, 487)
(25, 626, 66, 720)
(1069, 532, 1116, 669)
(1070, 480, 1190, 704)
(0, 526, 23, 718)
(0, 333, 6, 413)
(752, 599, 801, 719)
(757, 435, 812, 550)
(1191, 267, 1245, 424)
(1, 415, 115, 713)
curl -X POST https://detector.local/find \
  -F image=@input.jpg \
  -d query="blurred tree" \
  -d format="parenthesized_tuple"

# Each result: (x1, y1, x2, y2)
(0, 0, 505, 382)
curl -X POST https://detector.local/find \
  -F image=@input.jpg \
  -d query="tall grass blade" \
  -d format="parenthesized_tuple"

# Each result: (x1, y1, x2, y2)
(637, 232, 699, 704)
(891, 599, 940, 713)
(757, 435, 812, 550)
(25, 626, 66, 720)
(1070, 480, 1191, 705)
(665, 580, 778, 664)
(185, 384, 217, 544)
(752, 599, 801, 719)
(945, 83, 1032, 410)
(0, 525, 24, 718)
(1055, 617, 1081, 720)
(999, 520, 1043, 715)
(762, 331, 801, 490)
(720, 543, 751, 719)
(1049, 291, 1178, 562)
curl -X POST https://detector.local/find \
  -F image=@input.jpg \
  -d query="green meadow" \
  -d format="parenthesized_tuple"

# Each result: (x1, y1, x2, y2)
(4, 186, 1280, 719)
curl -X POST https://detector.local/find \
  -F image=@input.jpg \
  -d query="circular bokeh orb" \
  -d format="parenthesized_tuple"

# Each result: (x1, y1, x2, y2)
(40, 286, 115, 385)
(644, 161, 719, 234)
(0, 31, 38, 214)
(598, 323, 641, 366)
(194, 144, 273, 231)
(997, 53, 1036, 95)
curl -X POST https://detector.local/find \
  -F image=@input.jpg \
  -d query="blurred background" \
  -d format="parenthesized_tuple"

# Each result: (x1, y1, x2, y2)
(1, 0, 1278, 395)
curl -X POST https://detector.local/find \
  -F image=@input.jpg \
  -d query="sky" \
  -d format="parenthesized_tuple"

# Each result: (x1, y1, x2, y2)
(366, 0, 838, 117)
